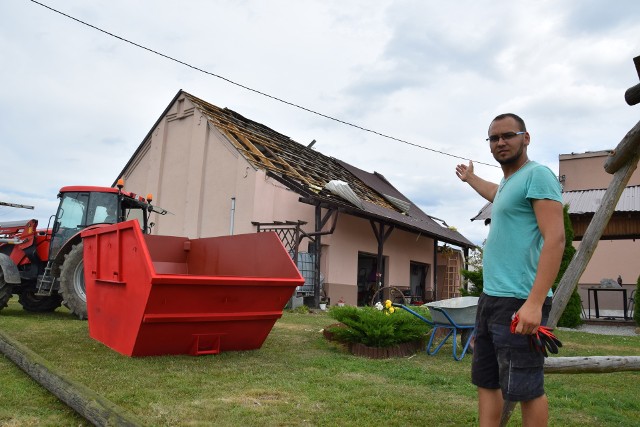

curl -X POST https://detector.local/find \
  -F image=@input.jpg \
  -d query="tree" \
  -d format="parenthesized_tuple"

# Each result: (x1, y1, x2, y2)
(552, 204, 582, 328)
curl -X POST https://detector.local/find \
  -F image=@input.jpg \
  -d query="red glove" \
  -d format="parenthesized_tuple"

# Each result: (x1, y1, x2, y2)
(511, 313, 562, 357)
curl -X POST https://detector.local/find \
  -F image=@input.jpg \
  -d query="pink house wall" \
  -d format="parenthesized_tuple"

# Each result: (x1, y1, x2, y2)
(560, 151, 640, 191)
(120, 94, 450, 307)
(320, 215, 435, 305)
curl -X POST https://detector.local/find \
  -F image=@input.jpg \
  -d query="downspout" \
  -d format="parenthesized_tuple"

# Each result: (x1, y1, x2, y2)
(433, 239, 438, 301)
(463, 247, 470, 292)
(376, 226, 385, 299)
(313, 204, 322, 308)
(229, 197, 236, 235)
(297, 205, 337, 309)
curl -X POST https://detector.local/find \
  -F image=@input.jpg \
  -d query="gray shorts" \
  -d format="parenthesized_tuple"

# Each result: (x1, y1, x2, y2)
(471, 293, 551, 402)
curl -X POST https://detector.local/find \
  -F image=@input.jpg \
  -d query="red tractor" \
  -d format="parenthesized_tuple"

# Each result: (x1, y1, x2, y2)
(0, 181, 166, 319)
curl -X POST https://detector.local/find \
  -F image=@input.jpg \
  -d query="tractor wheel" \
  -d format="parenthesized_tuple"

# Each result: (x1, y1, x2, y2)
(59, 243, 88, 320)
(18, 289, 62, 312)
(0, 271, 12, 310)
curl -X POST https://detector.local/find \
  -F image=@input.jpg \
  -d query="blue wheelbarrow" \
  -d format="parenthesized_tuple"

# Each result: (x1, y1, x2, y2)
(393, 296, 479, 361)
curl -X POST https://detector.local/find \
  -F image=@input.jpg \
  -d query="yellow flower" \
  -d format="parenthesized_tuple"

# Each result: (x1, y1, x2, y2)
(389, 306, 395, 314)
(385, 299, 392, 309)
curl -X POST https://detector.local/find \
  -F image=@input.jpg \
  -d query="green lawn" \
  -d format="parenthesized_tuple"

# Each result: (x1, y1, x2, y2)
(1, 298, 639, 426)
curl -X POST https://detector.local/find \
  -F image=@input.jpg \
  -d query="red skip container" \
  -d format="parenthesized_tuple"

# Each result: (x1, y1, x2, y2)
(81, 220, 304, 357)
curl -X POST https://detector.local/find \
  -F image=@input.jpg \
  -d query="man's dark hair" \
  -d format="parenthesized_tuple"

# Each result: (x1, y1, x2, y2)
(491, 113, 526, 132)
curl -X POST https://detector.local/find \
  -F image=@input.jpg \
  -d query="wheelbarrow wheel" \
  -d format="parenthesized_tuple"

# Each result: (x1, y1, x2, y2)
(370, 286, 408, 306)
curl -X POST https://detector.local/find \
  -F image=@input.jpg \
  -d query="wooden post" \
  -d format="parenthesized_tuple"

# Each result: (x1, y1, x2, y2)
(544, 356, 640, 373)
(603, 119, 640, 174)
(624, 55, 640, 106)
(0, 330, 141, 426)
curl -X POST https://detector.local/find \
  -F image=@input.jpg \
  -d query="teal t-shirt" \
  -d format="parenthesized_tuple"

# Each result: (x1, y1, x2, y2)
(483, 161, 563, 299)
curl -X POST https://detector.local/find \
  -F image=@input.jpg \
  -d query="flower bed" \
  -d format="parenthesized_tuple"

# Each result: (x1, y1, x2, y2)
(349, 341, 423, 359)
(323, 302, 431, 358)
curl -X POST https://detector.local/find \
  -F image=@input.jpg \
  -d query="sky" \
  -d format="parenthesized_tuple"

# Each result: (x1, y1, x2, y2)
(2, 0, 640, 246)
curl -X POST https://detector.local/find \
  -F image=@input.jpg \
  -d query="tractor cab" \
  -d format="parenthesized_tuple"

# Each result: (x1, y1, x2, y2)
(0, 181, 166, 319)
(49, 185, 154, 260)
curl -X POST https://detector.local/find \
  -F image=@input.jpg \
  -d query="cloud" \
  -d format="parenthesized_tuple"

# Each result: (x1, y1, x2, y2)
(1, 0, 640, 249)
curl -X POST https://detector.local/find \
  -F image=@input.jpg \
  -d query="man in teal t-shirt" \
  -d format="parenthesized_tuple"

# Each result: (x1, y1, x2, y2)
(455, 114, 565, 427)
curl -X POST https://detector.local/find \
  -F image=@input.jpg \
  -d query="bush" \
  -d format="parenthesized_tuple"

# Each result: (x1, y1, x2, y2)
(461, 268, 483, 296)
(553, 204, 583, 328)
(326, 305, 431, 347)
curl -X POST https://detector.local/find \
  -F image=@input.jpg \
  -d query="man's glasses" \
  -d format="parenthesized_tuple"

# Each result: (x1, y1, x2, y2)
(486, 131, 525, 143)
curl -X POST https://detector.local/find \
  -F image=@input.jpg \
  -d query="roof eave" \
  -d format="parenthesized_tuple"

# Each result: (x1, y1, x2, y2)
(297, 194, 476, 249)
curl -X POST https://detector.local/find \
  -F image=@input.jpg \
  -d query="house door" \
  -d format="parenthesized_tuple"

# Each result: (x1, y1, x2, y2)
(357, 252, 384, 306)
(410, 261, 429, 303)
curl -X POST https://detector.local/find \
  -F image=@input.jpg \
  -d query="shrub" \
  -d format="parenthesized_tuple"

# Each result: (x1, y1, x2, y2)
(553, 204, 582, 328)
(326, 305, 431, 347)
(461, 268, 483, 296)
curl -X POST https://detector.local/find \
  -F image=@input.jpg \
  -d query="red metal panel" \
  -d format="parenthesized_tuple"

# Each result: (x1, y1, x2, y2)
(82, 221, 303, 357)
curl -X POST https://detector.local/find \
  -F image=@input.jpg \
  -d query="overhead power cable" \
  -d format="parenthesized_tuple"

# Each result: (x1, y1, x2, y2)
(29, 0, 498, 168)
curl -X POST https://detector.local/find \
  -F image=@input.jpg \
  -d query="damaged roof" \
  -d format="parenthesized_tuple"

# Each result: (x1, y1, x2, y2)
(121, 90, 475, 249)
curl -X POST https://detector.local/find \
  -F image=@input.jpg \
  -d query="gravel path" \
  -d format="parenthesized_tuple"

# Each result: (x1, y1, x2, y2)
(558, 324, 638, 336)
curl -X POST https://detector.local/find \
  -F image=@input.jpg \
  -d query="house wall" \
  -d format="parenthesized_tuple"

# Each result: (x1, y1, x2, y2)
(559, 151, 640, 313)
(120, 93, 460, 308)
(574, 239, 639, 314)
(122, 95, 326, 239)
(320, 215, 435, 305)
(559, 151, 640, 191)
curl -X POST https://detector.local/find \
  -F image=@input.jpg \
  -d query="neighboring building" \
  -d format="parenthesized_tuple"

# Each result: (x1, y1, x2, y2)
(471, 151, 640, 314)
(559, 151, 639, 314)
(114, 90, 475, 307)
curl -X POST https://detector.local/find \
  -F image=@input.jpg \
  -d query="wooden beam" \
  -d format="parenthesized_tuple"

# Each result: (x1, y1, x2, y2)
(544, 356, 640, 373)
(624, 56, 640, 106)
(0, 330, 141, 426)
(625, 83, 640, 106)
(603, 119, 640, 174)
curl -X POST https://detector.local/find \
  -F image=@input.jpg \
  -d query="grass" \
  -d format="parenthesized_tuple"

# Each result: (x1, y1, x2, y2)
(0, 298, 639, 426)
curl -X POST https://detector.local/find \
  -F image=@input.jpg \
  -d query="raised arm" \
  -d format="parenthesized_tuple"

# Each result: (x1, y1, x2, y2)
(455, 161, 499, 202)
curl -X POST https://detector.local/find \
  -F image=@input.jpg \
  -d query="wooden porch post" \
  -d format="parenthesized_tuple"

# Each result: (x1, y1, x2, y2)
(370, 221, 394, 302)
